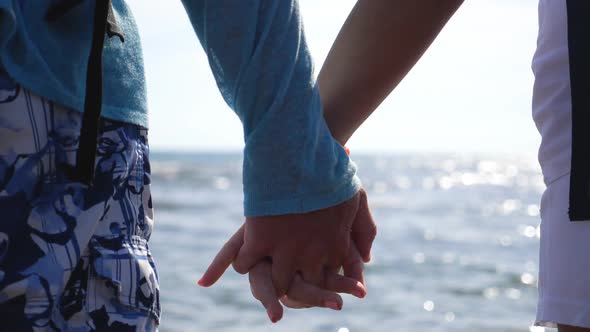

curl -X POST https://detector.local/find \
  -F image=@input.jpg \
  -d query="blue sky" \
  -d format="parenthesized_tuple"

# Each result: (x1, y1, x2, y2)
(127, 0, 540, 154)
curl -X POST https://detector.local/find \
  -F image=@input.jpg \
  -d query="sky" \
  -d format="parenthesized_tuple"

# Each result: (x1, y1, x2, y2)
(126, 0, 541, 155)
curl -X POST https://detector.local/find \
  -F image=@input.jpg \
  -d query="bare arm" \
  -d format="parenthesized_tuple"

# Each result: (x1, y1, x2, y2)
(319, 0, 464, 144)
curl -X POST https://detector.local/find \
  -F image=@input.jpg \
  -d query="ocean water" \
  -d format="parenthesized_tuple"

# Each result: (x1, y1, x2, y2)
(149, 152, 545, 332)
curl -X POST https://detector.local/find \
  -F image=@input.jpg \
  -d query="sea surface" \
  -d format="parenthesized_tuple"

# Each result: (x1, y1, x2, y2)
(149, 152, 546, 332)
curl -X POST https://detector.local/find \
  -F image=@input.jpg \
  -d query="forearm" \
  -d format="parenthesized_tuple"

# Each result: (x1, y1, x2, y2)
(182, 0, 361, 216)
(318, 0, 464, 145)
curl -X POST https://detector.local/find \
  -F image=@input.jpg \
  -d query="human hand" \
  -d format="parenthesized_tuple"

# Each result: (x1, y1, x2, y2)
(233, 188, 375, 297)
(199, 225, 367, 323)
(350, 188, 377, 263)
(199, 188, 375, 294)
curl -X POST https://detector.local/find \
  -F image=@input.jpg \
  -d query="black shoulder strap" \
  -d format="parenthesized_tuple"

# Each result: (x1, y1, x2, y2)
(47, 0, 124, 186)
(567, 0, 590, 221)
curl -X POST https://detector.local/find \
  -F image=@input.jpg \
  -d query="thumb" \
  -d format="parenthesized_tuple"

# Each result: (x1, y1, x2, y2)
(198, 224, 245, 287)
(342, 242, 365, 287)
(232, 236, 267, 275)
(351, 188, 377, 263)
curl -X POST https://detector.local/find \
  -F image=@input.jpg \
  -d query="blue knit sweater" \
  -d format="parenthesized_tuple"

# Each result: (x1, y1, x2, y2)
(0, 0, 361, 216)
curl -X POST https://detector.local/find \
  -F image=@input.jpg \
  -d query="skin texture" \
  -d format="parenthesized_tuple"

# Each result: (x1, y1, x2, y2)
(232, 192, 361, 297)
(198, 217, 369, 322)
(319, 0, 465, 145)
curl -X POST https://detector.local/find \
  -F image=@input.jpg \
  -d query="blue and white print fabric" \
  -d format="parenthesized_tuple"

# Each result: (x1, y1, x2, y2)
(0, 70, 159, 332)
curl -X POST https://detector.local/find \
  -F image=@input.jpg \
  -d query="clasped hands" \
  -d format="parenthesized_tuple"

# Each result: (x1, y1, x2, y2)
(199, 188, 376, 322)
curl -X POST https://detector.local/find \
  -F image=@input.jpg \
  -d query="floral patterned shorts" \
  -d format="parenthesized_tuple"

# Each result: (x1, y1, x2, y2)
(0, 70, 160, 331)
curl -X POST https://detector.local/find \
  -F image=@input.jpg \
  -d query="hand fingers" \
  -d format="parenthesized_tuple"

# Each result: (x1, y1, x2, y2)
(279, 295, 311, 309)
(300, 264, 366, 298)
(324, 271, 366, 298)
(342, 242, 365, 287)
(282, 274, 342, 310)
(249, 260, 284, 323)
(198, 224, 245, 287)
(280, 269, 366, 309)
(232, 233, 267, 275)
(280, 297, 310, 309)
(301, 264, 325, 287)
(271, 252, 298, 297)
(352, 188, 377, 263)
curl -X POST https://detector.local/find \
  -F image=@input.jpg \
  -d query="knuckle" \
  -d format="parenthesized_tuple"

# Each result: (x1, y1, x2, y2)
(332, 244, 349, 260)
(225, 239, 242, 255)
(297, 251, 323, 268)
(369, 223, 378, 239)
(342, 255, 357, 267)
(232, 261, 248, 275)
(327, 273, 344, 286)
(357, 222, 377, 241)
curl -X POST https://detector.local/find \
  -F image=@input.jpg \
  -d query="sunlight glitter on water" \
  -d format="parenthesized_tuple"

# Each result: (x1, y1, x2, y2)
(444, 312, 456, 322)
(151, 152, 544, 332)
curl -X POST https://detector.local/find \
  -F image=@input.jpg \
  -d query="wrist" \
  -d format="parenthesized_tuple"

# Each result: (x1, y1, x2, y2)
(324, 114, 352, 146)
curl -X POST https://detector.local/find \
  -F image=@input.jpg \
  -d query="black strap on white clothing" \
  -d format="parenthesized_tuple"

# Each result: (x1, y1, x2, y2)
(567, 0, 590, 221)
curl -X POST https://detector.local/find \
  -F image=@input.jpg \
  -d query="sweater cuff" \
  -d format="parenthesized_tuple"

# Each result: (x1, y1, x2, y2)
(243, 174, 362, 217)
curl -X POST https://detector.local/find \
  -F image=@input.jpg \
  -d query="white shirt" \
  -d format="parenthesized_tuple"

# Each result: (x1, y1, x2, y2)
(532, 0, 572, 185)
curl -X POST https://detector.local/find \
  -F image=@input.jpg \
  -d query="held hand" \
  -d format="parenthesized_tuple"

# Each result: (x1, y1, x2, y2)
(199, 188, 376, 291)
(231, 191, 362, 297)
(249, 258, 365, 323)
(199, 225, 367, 323)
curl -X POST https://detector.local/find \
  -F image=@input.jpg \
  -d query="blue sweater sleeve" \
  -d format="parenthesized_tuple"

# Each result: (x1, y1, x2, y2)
(181, 0, 361, 217)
